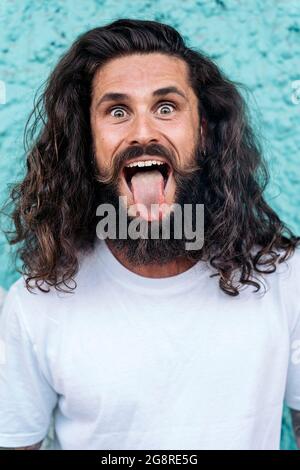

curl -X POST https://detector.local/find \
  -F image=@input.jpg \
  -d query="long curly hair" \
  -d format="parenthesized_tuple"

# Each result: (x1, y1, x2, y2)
(1, 18, 299, 296)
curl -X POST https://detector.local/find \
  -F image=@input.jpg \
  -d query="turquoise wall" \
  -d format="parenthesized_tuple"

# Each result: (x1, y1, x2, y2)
(0, 0, 299, 450)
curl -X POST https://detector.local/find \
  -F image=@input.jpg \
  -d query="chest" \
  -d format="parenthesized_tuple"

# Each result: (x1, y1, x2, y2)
(51, 291, 290, 422)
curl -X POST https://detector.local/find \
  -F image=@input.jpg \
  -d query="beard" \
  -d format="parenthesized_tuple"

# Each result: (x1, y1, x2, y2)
(94, 145, 206, 266)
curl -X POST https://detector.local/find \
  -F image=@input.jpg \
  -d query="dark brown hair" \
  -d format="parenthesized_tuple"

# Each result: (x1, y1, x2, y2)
(1, 18, 299, 295)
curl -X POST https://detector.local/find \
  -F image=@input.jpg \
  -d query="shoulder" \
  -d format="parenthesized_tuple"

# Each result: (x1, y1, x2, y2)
(250, 244, 300, 283)
(274, 246, 300, 285)
(1, 241, 100, 331)
(6, 276, 61, 312)
(0, 277, 58, 345)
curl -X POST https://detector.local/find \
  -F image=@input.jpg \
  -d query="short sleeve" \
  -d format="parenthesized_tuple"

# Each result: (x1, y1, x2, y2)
(0, 283, 58, 447)
(284, 311, 300, 411)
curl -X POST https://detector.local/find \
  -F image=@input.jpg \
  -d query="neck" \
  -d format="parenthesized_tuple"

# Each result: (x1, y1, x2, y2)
(105, 239, 197, 278)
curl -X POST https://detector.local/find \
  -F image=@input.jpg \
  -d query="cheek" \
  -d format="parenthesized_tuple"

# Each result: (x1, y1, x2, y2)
(92, 122, 117, 163)
(170, 120, 197, 152)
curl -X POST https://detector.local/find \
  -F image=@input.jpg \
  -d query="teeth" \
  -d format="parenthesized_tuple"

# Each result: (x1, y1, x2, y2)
(126, 160, 164, 168)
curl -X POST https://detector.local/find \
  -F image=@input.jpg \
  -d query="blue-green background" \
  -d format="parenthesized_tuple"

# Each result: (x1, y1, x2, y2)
(0, 0, 299, 450)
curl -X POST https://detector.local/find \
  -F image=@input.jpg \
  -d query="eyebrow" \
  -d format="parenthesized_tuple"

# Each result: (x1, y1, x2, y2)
(96, 86, 187, 109)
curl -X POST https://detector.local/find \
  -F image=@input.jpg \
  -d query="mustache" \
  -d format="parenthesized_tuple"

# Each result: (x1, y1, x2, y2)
(93, 143, 201, 185)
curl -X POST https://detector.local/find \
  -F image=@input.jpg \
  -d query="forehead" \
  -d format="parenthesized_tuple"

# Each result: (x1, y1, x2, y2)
(91, 53, 194, 101)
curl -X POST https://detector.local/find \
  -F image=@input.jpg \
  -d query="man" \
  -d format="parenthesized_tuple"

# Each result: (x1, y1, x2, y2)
(0, 18, 299, 450)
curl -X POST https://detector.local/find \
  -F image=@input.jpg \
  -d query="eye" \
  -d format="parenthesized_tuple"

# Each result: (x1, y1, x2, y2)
(157, 102, 176, 115)
(109, 107, 127, 118)
(107, 102, 176, 119)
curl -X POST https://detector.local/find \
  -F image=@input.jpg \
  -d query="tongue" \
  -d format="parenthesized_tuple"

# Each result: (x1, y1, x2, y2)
(129, 169, 165, 220)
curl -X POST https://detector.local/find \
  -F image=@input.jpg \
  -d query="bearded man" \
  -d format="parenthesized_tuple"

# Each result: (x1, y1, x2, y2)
(0, 18, 300, 450)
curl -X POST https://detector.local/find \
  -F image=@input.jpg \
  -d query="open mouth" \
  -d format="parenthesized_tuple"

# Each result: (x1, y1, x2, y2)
(120, 158, 175, 221)
(122, 159, 172, 194)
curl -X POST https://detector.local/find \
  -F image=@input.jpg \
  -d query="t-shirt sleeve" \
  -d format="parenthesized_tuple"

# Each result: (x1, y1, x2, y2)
(0, 283, 58, 447)
(284, 309, 300, 411)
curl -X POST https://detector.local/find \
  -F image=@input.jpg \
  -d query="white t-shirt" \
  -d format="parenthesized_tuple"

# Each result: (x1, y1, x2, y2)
(0, 238, 300, 450)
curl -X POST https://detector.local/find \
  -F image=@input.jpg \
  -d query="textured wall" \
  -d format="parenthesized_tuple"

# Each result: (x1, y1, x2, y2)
(0, 0, 299, 450)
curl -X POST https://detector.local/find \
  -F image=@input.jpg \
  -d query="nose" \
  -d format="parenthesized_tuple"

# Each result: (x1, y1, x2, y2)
(125, 113, 160, 147)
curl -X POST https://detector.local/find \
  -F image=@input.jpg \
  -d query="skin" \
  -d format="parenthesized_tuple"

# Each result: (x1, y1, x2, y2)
(90, 53, 201, 278)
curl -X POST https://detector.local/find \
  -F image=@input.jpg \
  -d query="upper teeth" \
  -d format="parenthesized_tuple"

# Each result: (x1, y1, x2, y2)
(126, 160, 164, 168)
